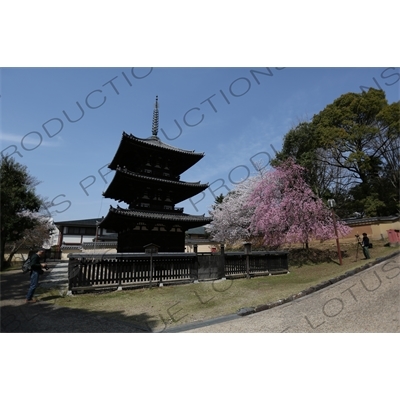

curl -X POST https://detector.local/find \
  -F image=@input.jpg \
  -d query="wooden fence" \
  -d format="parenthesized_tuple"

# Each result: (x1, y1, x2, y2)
(68, 253, 197, 291)
(224, 252, 289, 277)
(67, 251, 289, 293)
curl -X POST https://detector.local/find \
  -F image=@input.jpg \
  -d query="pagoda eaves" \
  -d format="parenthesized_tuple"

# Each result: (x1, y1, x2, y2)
(108, 132, 204, 176)
(103, 167, 209, 206)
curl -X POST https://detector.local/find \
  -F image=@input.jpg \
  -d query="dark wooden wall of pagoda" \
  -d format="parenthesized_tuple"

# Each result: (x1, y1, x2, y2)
(118, 229, 186, 253)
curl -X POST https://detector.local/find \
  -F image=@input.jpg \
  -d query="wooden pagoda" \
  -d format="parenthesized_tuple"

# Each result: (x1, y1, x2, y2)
(100, 97, 212, 253)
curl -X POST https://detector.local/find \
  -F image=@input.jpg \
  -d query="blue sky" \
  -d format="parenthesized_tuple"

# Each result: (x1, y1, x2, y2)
(1, 67, 399, 223)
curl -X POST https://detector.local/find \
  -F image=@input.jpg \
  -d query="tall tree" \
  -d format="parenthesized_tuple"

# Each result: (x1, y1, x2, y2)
(273, 89, 399, 217)
(5, 213, 55, 265)
(247, 159, 350, 248)
(313, 88, 399, 216)
(272, 121, 342, 199)
(0, 157, 44, 269)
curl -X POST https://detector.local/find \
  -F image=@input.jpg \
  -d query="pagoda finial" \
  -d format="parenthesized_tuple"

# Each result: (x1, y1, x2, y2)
(152, 96, 159, 136)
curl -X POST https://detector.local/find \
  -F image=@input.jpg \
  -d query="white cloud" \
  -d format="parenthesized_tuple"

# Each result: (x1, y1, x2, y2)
(0, 131, 63, 148)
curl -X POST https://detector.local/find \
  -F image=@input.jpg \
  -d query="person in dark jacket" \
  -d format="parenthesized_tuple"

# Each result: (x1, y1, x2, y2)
(361, 233, 371, 259)
(25, 248, 48, 303)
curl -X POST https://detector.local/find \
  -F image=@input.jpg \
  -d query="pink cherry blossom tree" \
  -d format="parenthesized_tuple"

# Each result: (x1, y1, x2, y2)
(247, 159, 350, 248)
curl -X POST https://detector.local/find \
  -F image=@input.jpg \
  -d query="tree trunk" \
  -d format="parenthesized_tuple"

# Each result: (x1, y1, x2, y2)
(0, 237, 8, 270)
(6, 249, 17, 265)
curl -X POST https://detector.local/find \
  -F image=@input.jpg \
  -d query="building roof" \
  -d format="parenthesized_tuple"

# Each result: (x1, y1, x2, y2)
(108, 96, 206, 176)
(186, 226, 209, 235)
(100, 206, 212, 230)
(103, 167, 209, 204)
(108, 132, 205, 175)
(127, 133, 204, 155)
(55, 218, 100, 227)
(342, 215, 399, 226)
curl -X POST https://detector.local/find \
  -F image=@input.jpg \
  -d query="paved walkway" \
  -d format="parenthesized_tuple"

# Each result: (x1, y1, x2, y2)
(1, 254, 399, 333)
(182, 254, 400, 332)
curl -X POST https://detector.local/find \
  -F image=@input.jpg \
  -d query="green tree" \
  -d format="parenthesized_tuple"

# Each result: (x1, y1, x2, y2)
(272, 121, 342, 200)
(314, 88, 399, 216)
(274, 89, 399, 217)
(213, 193, 225, 207)
(0, 157, 44, 269)
(5, 214, 55, 266)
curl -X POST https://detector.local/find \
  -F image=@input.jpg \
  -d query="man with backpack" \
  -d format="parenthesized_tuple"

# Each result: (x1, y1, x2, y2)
(25, 248, 48, 304)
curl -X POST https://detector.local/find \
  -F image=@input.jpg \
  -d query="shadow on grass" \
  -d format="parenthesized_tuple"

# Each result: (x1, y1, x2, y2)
(0, 269, 158, 333)
(289, 248, 348, 267)
(0, 301, 158, 333)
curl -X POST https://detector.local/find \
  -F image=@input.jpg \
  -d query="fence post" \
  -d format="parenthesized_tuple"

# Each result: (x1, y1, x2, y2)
(144, 244, 160, 289)
(67, 257, 80, 295)
(220, 244, 226, 279)
(149, 253, 153, 288)
(190, 255, 199, 282)
(117, 257, 123, 291)
(244, 242, 252, 279)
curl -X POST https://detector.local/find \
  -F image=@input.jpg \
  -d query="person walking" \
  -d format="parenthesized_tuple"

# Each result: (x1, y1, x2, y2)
(25, 248, 48, 303)
(361, 233, 371, 259)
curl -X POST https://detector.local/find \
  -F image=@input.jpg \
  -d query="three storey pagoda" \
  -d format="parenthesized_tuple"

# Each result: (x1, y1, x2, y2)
(100, 97, 212, 252)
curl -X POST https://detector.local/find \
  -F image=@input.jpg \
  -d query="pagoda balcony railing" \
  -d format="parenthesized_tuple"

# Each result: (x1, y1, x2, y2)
(136, 205, 184, 213)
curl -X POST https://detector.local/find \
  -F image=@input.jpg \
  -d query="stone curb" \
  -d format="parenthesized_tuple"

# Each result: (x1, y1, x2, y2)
(237, 251, 400, 317)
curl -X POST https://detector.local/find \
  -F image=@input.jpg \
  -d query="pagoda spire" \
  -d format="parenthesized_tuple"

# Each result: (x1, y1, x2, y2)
(152, 96, 159, 136)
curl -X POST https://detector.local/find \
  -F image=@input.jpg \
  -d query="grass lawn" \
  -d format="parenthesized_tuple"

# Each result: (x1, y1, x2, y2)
(39, 240, 399, 332)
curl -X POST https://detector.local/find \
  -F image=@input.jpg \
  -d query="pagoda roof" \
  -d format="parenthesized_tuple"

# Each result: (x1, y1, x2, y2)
(103, 167, 209, 204)
(125, 132, 204, 156)
(108, 132, 204, 174)
(99, 206, 212, 230)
